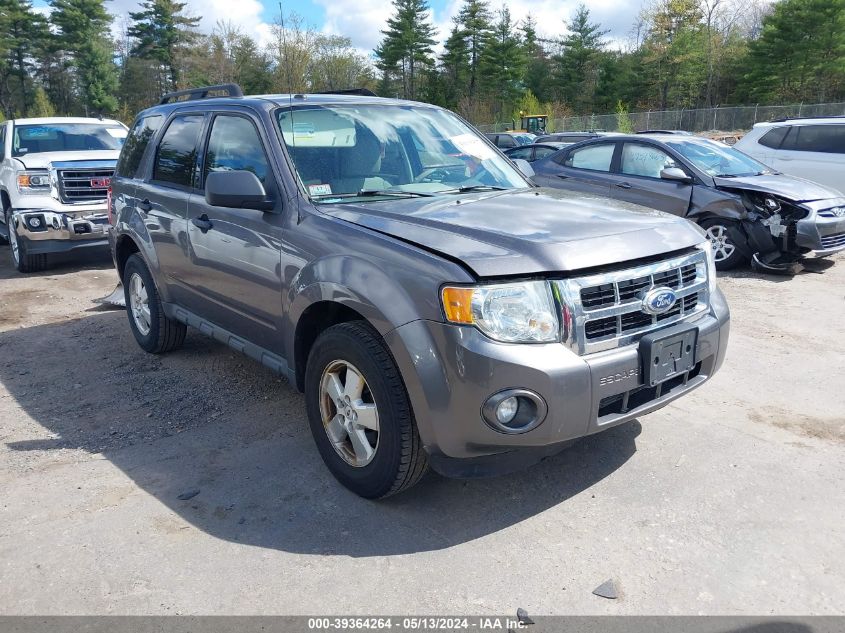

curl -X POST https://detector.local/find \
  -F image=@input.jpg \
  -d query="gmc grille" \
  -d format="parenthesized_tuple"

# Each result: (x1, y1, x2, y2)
(57, 169, 114, 204)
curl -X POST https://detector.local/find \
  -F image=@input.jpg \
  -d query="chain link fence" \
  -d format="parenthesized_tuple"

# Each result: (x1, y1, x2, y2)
(477, 102, 845, 134)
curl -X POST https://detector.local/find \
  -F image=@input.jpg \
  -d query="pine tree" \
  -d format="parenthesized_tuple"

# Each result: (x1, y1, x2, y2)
(438, 25, 470, 107)
(552, 4, 608, 113)
(0, 0, 49, 115)
(375, 0, 437, 99)
(520, 15, 552, 103)
(29, 86, 56, 117)
(454, 0, 493, 97)
(50, 0, 119, 114)
(480, 6, 526, 119)
(128, 0, 200, 91)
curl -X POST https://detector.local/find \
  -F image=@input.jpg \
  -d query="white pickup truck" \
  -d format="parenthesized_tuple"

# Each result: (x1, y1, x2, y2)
(0, 117, 128, 272)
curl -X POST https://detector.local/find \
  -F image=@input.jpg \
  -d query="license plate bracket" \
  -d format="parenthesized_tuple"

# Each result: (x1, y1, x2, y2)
(640, 323, 699, 387)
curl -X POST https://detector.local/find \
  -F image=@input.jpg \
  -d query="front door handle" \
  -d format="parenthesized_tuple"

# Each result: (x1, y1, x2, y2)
(192, 214, 213, 232)
(616, 182, 633, 189)
(139, 198, 152, 212)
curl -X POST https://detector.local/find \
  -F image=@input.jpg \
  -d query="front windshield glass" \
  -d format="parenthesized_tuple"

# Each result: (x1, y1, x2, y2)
(276, 104, 528, 202)
(12, 123, 127, 157)
(665, 138, 771, 177)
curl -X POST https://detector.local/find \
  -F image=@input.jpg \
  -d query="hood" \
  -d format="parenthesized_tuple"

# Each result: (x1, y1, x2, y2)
(16, 151, 120, 170)
(713, 173, 842, 203)
(323, 188, 705, 278)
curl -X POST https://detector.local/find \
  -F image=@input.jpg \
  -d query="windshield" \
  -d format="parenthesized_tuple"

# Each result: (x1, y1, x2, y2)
(276, 104, 528, 202)
(665, 138, 771, 177)
(12, 123, 127, 157)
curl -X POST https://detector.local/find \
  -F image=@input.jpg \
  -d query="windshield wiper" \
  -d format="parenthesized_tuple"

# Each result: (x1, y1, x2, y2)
(357, 189, 435, 198)
(442, 185, 508, 194)
(311, 189, 434, 202)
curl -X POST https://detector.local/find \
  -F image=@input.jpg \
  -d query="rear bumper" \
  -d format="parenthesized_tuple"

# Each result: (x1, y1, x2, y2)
(386, 288, 730, 476)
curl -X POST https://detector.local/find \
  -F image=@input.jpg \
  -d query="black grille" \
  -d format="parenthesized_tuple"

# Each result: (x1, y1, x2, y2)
(617, 276, 651, 302)
(585, 317, 617, 339)
(621, 311, 652, 332)
(58, 169, 113, 203)
(580, 283, 615, 309)
(681, 264, 696, 285)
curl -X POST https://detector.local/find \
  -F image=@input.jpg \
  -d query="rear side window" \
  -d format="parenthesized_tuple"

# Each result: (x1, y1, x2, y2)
(783, 125, 845, 154)
(498, 135, 517, 148)
(506, 146, 533, 160)
(564, 143, 615, 171)
(152, 114, 204, 188)
(534, 146, 558, 160)
(115, 114, 163, 178)
(204, 115, 270, 185)
(758, 126, 788, 149)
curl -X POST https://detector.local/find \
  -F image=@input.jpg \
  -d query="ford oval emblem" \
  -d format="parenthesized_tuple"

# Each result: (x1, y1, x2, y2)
(642, 286, 677, 315)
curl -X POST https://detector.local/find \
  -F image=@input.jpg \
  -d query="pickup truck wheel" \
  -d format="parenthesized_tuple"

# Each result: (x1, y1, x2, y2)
(305, 321, 428, 499)
(700, 219, 746, 271)
(122, 254, 186, 353)
(7, 213, 47, 273)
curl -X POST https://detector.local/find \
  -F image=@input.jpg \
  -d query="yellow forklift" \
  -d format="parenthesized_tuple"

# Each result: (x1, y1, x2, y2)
(510, 112, 548, 134)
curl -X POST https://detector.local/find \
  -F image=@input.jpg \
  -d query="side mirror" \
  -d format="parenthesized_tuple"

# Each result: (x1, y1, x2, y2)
(513, 158, 535, 179)
(660, 167, 692, 183)
(205, 170, 274, 211)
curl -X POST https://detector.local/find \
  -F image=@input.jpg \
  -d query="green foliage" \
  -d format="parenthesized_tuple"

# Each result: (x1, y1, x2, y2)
(615, 100, 633, 133)
(551, 4, 608, 112)
(743, 0, 845, 103)
(128, 0, 200, 90)
(375, 0, 437, 99)
(29, 86, 56, 117)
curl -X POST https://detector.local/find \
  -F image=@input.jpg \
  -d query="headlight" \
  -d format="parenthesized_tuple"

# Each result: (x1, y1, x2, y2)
(17, 170, 51, 194)
(441, 281, 560, 343)
(696, 241, 718, 294)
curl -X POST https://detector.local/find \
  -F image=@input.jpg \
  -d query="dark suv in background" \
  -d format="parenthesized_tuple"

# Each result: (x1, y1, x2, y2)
(109, 85, 730, 498)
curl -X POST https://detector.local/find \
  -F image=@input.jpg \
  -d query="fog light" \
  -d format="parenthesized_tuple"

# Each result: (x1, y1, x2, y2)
(496, 397, 519, 424)
(482, 388, 548, 434)
(28, 216, 42, 228)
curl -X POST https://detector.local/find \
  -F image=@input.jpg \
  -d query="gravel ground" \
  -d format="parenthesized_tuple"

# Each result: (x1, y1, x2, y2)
(0, 244, 843, 615)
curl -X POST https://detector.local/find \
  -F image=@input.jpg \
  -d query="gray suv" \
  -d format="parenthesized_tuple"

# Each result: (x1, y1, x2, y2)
(110, 85, 730, 498)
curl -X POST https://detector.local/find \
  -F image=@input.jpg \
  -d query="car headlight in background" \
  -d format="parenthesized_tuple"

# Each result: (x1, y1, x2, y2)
(696, 241, 719, 294)
(442, 281, 560, 343)
(16, 170, 51, 194)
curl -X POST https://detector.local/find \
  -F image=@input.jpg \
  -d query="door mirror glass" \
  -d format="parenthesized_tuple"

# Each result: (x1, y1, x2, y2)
(205, 170, 273, 210)
(660, 167, 692, 182)
(513, 158, 535, 178)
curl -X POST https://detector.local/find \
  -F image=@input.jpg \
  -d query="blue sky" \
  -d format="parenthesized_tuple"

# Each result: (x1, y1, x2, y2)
(34, 0, 646, 56)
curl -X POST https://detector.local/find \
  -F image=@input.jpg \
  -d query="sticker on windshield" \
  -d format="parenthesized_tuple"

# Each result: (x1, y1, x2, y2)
(309, 184, 332, 196)
(450, 133, 496, 161)
(106, 128, 128, 139)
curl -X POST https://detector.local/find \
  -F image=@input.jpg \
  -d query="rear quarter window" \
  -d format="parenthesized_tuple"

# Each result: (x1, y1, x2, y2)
(784, 125, 845, 154)
(116, 115, 164, 178)
(758, 126, 789, 149)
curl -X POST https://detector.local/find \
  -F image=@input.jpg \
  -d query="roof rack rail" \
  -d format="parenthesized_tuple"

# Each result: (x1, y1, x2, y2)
(314, 88, 379, 97)
(769, 114, 845, 123)
(159, 83, 243, 105)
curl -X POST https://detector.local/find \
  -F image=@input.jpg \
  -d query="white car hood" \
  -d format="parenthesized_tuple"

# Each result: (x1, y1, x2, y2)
(16, 151, 120, 170)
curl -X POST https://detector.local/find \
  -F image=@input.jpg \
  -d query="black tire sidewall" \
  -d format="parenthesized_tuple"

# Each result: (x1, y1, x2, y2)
(700, 219, 745, 271)
(123, 254, 163, 352)
(305, 324, 410, 499)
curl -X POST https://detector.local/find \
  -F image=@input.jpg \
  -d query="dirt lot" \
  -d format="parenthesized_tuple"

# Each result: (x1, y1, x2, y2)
(0, 245, 843, 615)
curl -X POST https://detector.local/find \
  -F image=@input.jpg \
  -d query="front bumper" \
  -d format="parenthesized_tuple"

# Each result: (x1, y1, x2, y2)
(10, 208, 111, 252)
(386, 288, 730, 477)
(796, 209, 845, 257)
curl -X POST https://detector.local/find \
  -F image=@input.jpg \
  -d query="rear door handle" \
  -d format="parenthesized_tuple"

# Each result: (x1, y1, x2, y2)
(192, 214, 213, 232)
(616, 182, 633, 189)
(139, 198, 152, 212)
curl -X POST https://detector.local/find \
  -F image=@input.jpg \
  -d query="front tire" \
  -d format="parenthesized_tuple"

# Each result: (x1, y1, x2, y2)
(7, 212, 47, 273)
(122, 254, 186, 353)
(305, 321, 428, 499)
(699, 218, 746, 271)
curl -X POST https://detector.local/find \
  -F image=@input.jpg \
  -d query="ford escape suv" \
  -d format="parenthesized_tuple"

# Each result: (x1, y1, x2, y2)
(110, 85, 730, 498)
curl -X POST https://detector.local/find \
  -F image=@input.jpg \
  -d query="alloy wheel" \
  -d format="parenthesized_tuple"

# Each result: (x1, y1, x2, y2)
(128, 272, 152, 336)
(705, 224, 736, 262)
(319, 359, 380, 467)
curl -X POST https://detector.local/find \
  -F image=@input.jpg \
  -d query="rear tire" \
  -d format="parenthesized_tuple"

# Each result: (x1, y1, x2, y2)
(305, 321, 428, 499)
(699, 218, 746, 271)
(123, 254, 186, 353)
